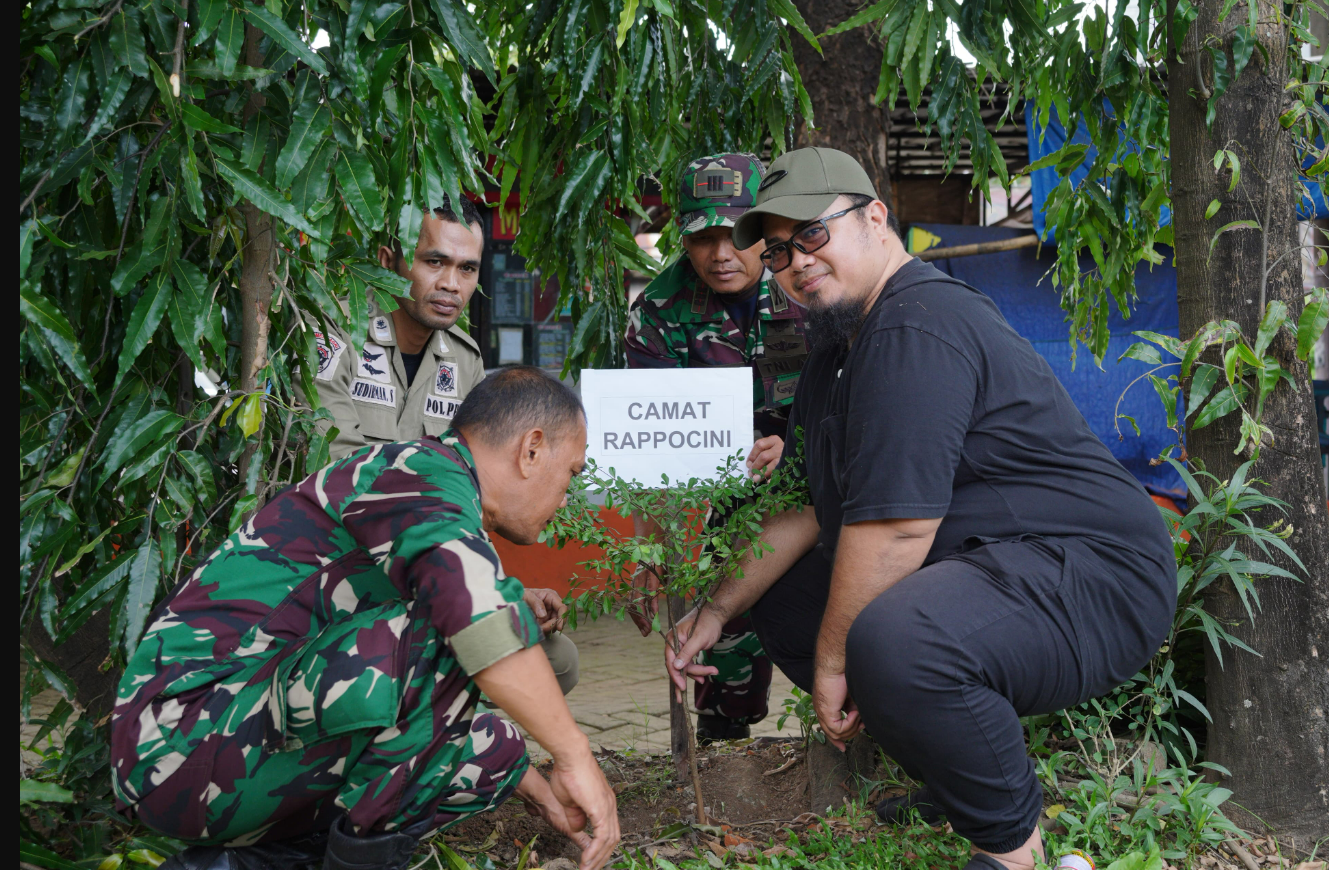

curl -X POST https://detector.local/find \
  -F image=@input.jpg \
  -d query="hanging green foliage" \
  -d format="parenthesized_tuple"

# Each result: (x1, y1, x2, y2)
(18, 0, 814, 681)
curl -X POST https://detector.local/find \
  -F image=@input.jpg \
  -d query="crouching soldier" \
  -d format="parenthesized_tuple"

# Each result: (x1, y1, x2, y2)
(301, 195, 579, 697)
(111, 367, 619, 870)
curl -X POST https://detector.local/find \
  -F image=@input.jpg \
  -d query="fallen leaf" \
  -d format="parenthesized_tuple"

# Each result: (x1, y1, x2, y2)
(762, 844, 792, 858)
(724, 833, 752, 847)
(1046, 803, 1067, 819)
(703, 838, 728, 859)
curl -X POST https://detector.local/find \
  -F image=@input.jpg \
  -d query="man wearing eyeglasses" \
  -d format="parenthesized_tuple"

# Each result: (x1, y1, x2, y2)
(623, 152, 810, 743)
(663, 148, 1175, 870)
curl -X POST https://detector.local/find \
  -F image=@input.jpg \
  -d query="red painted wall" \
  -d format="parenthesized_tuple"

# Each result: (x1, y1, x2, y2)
(492, 507, 635, 597)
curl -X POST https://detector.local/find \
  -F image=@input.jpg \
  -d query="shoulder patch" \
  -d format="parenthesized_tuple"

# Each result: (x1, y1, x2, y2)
(372, 315, 393, 342)
(434, 361, 459, 397)
(357, 342, 391, 384)
(313, 331, 345, 382)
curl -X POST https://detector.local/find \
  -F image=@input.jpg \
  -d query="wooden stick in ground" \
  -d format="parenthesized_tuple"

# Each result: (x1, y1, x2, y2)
(663, 594, 708, 825)
(1225, 839, 1260, 870)
(917, 234, 1041, 261)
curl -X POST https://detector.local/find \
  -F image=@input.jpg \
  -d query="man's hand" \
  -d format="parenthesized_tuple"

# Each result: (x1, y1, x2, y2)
(514, 758, 619, 870)
(663, 606, 726, 701)
(813, 668, 861, 751)
(548, 752, 620, 870)
(746, 435, 784, 481)
(625, 564, 662, 637)
(524, 588, 568, 633)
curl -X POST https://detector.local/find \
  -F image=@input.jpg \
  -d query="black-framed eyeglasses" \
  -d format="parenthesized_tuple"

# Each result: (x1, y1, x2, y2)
(759, 201, 868, 273)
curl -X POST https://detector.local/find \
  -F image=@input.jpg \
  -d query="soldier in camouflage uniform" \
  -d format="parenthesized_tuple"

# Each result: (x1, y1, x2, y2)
(112, 368, 619, 870)
(623, 153, 809, 742)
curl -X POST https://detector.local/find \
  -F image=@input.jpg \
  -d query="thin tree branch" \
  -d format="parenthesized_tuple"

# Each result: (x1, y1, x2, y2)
(19, 170, 52, 217)
(73, 0, 125, 41)
(115, 120, 174, 263)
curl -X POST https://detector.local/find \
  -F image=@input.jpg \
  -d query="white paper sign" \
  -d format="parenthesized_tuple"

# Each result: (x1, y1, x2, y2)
(581, 368, 754, 486)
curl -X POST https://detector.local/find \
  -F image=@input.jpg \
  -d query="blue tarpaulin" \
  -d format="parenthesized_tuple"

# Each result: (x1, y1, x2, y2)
(916, 223, 1185, 498)
(1024, 102, 1327, 242)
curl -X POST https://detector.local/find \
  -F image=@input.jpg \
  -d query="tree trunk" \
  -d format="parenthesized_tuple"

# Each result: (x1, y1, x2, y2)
(668, 593, 691, 781)
(237, 23, 274, 485)
(789, 0, 893, 210)
(1168, 0, 1329, 842)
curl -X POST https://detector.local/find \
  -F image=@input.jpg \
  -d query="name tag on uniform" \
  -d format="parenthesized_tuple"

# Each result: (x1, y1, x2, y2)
(434, 361, 459, 397)
(771, 372, 800, 404)
(424, 395, 462, 419)
(313, 331, 345, 382)
(357, 342, 391, 383)
(351, 379, 396, 407)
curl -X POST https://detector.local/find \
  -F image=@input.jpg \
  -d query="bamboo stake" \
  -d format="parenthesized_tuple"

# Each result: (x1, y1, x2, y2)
(917, 234, 1041, 261)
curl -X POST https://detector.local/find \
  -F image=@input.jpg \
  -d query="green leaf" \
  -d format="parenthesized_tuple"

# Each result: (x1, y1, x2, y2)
(236, 393, 264, 438)
(243, 6, 328, 75)
(770, 0, 822, 54)
(1205, 198, 1221, 220)
(100, 410, 185, 482)
(108, 10, 149, 79)
(345, 261, 412, 297)
(822, 0, 899, 36)
(193, 0, 229, 45)
(83, 70, 133, 144)
(1192, 384, 1248, 429)
(215, 157, 321, 237)
(616, 0, 639, 48)
(20, 841, 83, 870)
(1208, 219, 1260, 258)
(121, 540, 163, 658)
(335, 149, 386, 231)
(114, 272, 173, 388)
(1254, 300, 1287, 357)
(276, 103, 331, 188)
(215, 9, 244, 76)
(428, 0, 497, 83)
(189, 63, 276, 81)
(20, 781, 76, 804)
(20, 285, 95, 387)
(1118, 341, 1163, 365)
(1297, 292, 1329, 360)
(181, 103, 242, 134)
(1186, 364, 1222, 419)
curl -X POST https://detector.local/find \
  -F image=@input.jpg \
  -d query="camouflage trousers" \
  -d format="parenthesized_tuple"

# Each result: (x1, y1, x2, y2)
(695, 611, 773, 725)
(124, 601, 529, 846)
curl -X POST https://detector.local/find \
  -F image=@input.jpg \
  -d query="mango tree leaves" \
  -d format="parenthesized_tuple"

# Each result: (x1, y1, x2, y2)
(19, 285, 94, 387)
(335, 149, 386, 232)
(121, 540, 162, 658)
(114, 272, 173, 388)
(277, 103, 332, 188)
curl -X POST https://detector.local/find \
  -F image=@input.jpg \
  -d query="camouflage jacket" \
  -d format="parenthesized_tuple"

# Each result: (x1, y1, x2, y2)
(625, 258, 809, 438)
(110, 434, 540, 809)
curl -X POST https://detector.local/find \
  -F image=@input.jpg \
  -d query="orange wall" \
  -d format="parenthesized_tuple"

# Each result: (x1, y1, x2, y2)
(492, 507, 635, 597)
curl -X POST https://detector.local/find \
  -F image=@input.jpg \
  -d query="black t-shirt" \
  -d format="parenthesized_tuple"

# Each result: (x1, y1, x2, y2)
(781, 258, 1173, 579)
(400, 349, 425, 386)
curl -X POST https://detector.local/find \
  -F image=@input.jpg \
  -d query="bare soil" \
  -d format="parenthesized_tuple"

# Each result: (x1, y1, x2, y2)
(444, 739, 811, 865)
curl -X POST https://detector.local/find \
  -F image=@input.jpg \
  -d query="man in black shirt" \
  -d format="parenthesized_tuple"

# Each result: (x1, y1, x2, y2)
(664, 148, 1175, 870)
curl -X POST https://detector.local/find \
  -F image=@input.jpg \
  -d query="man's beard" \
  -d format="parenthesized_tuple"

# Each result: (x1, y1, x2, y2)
(806, 296, 869, 351)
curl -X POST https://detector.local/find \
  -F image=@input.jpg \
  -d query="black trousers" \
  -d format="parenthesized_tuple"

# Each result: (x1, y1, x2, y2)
(750, 537, 1173, 853)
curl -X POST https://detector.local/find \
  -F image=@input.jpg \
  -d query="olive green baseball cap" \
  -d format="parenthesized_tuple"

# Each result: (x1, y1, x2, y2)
(731, 147, 879, 249)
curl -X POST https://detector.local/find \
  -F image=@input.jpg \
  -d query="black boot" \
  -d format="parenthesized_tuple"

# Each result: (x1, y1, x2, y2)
(875, 786, 946, 826)
(160, 829, 329, 870)
(322, 815, 429, 870)
(694, 714, 750, 744)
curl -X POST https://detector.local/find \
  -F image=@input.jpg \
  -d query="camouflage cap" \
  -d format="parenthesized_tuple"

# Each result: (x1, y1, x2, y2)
(676, 153, 766, 236)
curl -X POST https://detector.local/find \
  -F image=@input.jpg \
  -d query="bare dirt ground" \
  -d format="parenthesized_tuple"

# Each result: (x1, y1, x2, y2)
(444, 739, 814, 865)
